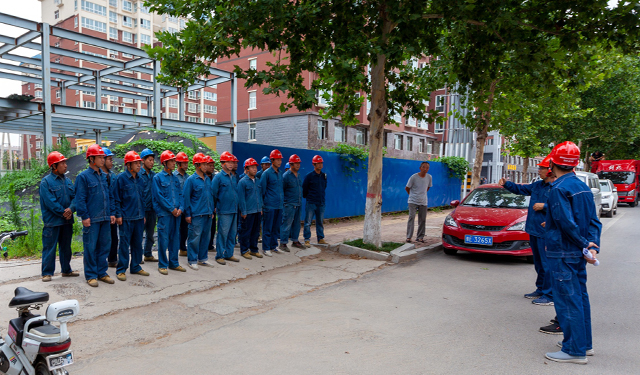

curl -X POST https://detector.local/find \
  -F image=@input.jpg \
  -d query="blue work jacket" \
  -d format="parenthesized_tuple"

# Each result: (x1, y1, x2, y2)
(259, 166, 284, 210)
(140, 168, 155, 212)
(183, 173, 214, 217)
(75, 167, 114, 222)
(256, 169, 265, 179)
(212, 170, 238, 214)
(302, 170, 327, 205)
(39, 173, 75, 227)
(152, 170, 184, 217)
(545, 173, 602, 258)
(283, 170, 303, 206)
(114, 169, 146, 221)
(504, 180, 551, 238)
(237, 175, 263, 216)
(173, 170, 189, 190)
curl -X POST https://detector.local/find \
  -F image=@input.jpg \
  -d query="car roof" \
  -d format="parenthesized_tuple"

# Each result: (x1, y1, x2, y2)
(474, 184, 504, 189)
(576, 171, 597, 178)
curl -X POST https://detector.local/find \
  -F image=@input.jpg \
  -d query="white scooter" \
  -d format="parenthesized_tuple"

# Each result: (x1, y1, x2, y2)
(0, 231, 80, 375)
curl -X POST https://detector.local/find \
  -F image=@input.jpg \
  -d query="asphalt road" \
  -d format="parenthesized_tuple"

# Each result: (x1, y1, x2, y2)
(73, 205, 639, 375)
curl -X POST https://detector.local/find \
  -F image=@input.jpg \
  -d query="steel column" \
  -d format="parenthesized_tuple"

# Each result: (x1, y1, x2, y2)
(179, 87, 185, 122)
(41, 22, 53, 150)
(230, 73, 238, 143)
(153, 60, 161, 130)
(95, 73, 102, 110)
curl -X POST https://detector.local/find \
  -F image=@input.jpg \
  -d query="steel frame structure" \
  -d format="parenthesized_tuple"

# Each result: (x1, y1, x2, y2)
(0, 12, 238, 149)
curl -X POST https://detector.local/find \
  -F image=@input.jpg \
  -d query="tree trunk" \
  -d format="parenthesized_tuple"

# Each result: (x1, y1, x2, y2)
(363, 16, 393, 248)
(522, 156, 529, 182)
(470, 79, 499, 190)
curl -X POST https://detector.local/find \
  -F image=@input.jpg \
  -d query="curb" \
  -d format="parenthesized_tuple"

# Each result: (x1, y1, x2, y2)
(392, 243, 442, 263)
(337, 244, 391, 261)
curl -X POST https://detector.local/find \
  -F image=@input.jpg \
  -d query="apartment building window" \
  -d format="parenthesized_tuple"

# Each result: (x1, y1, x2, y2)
(168, 16, 178, 23)
(109, 11, 117, 23)
(36, 141, 43, 149)
(427, 140, 434, 154)
(110, 95, 118, 101)
(203, 118, 216, 124)
(82, 0, 107, 16)
(366, 98, 371, 114)
(248, 91, 257, 109)
(55, 90, 60, 99)
(123, 0, 132, 12)
(406, 137, 413, 152)
(168, 113, 178, 120)
(418, 139, 425, 153)
(394, 134, 403, 150)
(35, 91, 43, 99)
(188, 116, 199, 123)
(74, 17, 78, 28)
(122, 98, 133, 103)
(110, 106, 118, 112)
(334, 124, 345, 143)
(393, 112, 402, 123)
(123, 16, 133, 28)
(122, 107, 134, 114)
(140, 5, 150, 14)
(188, 103, 199, 113)
(168, 98, 178, 108)
(317, 120, 327, 140)
(168, 27, 178, 34)
(249, 58, 257, 70)
(83, 101, 96, 109)
(75, 0, 78, 10)
(248, 123, 256, 141)
(140, 19, 151, 29)
(203, 91, 217, 101)
(419, 119, 428, 129)
(54, 11, 59, 20)
(435, 121, 445, 134)
(109, 28, 117, 40)
(406, 117, 417, 127)
(122, 31, 132, 43)
(317, 89, 331, 107)
(435, 95, 446, 112)
(139, 108, 148, 116)
(82, 18, 107, 33)
(188, 91, 199, 100)
(180, 19, 186, 29)
(354, 93, 361, 115)
(204, 105, 217, 114)
(140, 34, 151, 45)
(101, 103, 108, 110)
(109, 0, 117, 7)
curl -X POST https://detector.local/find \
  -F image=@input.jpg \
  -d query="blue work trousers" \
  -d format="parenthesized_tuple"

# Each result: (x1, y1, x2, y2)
(216, 213, 237, 259)
(303, 202, 325, 241)
(280, 204, 301, 244)
(262, 208, 282, 251)
(41, 224, 73, 276)
(530, 235, 553, 300)
(108, 223, 118, 264)
(157, 214, 180, 269)
(239, 212, 261, 254)
(116, 219, 144, 275)
(143, 210, 157, 257)
(549, 257, 592, 357)
(82, 221, 111, 281)
(179, 213, 188, 252)
(188, 215, 212, 264)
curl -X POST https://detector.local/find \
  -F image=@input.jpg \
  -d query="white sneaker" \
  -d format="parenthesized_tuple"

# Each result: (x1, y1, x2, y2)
(188, 263, 199, 270)
(264, 250, 273, 257)
(198, 261, 214, 267)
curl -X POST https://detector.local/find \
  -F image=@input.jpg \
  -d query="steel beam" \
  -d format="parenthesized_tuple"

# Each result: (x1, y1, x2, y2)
(50, 27, 143, 58)
(0, 13, 39, 31)
(208, 66, 234, 79)
(0, 30, 41, 56)
(161, 119, 231, 135)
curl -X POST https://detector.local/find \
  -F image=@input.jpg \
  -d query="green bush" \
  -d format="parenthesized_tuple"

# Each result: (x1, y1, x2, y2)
(433, 156, 470, 180)
(344, 238, 403, 252)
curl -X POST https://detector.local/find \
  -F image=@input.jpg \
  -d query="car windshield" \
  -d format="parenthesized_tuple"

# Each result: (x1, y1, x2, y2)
(462, 188, 530, 209)
(599, 181, 611, 192)
(597, 171, 635, 184)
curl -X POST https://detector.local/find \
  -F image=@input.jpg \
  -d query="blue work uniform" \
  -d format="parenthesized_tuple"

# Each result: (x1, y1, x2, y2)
(256, 169, 266, 179)
(152, 170, 184, 270)
(302, 170, 328, 241)
(281, 170, 303, 245)
(259, 166, 284, 251)
(237, 175, 263, 255)
(545, 172, 602, 357)
(75, 167, 114, 281)
(504, 180, 553, 300)
(105, 169, 119, 265)
(212, 170, 238, 259)
(140, 167, 156, 257)
(183, 172, 214, 265)
(39, 172, 76, 277)
(114, 169, 146, 275)
(174, 170, 190, 254)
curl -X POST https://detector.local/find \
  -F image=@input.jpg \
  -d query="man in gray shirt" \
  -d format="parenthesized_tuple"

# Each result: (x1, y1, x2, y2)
(405, 162, 433, 243)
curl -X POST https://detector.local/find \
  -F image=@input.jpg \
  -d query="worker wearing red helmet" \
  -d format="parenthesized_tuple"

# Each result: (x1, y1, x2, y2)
(152, 150, 187, 275)
(542, 141, 602, 364)
(75, 144, 116, 287)
(113, 151, 150, 281)
(100, 148, 119, 269)
(39, 151, 78, 282)
(259, 149, 285, 256)
(302, 155, 328, 247)
(205, 155, 217, 252)
(139, 148, 159, 263)
(499, 153, 557, 306)
(174, 152, 190, 257)
(182, 153, 214, 269)
(212, 151, 240, 264)
(280, 154, 305, 252)
(236, 158, 264, 259)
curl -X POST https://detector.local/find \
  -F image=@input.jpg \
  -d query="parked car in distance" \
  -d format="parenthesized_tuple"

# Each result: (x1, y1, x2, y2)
(596, 160, 640, 207)
(599, 179, 618, 217)
(575, 171, 603, 217)
(442, 184, 533, 262)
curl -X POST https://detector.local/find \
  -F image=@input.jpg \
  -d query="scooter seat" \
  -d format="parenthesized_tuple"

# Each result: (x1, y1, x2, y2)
(9, 287, 49, 308)
(29, 323, 60, 338)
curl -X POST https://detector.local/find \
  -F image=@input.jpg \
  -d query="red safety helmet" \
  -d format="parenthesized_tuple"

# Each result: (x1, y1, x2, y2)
(86, 144, 105, 159)
(124, 150, 142, 164)
(231, 154, 239, 162)
(537, 154, 552, 168)
(192, 153, 206, 164)
(47, 151, 68, 167)
(220, 151, 234, 162)
(206, 155, 215, 164)
(160, 150, 177, 164)
(244, 158, 258, 168)
(289, 154, 301, 163)
(550, 141, 580, 167)
(175, 151, 189, 163)
(270, 149, 283, 159)
(312, 155, 324, 164)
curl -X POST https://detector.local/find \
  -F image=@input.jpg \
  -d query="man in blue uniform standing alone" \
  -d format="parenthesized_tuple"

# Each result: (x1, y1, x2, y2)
(260, 149, 285, 256)
(140, 148, 159, 263)
(500, 154, 556, 306)
(543, 141, 601, 364)
(212, 151, 240, 264)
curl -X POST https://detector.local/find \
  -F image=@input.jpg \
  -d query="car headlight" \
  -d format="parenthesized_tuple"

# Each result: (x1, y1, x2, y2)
(507, 221, 526, 231)
(444, 214, 458, 228)
(602, 194, 610, 199)
(629, 189, 636, 196)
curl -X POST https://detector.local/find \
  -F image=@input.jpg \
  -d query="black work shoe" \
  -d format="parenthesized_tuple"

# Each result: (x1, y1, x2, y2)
(278, 244, 290, 252)
(539, 321, 563, 335)
(292, 242, 305, 249)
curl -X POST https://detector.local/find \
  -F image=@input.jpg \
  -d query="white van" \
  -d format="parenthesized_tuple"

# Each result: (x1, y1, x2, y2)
(576, 171, 603, 217)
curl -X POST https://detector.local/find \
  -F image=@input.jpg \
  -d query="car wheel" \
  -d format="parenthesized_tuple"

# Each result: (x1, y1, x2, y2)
(525, 256, 534, 264)
(604, 208, 613, 218)
(614, 205, 617, 215)
(443, 248, 458, 256)
(630, 200, 637, 207)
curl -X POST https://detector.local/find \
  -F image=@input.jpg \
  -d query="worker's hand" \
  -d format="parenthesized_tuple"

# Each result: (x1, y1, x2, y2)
(82, 218, 91, 227)
(498, 178, 507, 186)
(110, 216, 116, 225)
(172, 208, 179, 217)
(186, 217, 192, 224)
(116, 218, 123, 225)
(144, 218, 146, 224)
(242, 214, 246, 219)
(176, 209, 182, 217)
(541, 222, 545, 228)
(585, 242, 599, 264)
(63, 208, 72, 219)
(533, 203, 545, 211)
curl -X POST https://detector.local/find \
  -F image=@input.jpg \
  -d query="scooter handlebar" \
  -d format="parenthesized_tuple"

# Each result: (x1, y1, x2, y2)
(10, 231, 28, 239)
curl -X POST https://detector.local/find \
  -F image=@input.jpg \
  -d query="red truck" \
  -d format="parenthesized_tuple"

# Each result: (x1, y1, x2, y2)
(596, 160, 640, 207)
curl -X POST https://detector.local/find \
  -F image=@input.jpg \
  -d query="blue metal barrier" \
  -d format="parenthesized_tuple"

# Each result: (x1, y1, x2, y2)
(232, 142, 461, 219)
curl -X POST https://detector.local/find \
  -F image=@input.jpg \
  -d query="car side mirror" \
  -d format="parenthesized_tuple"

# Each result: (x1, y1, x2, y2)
(591, 188, 600, 195)
(613, 187, 618, 192)
(450, 200, 460, 207)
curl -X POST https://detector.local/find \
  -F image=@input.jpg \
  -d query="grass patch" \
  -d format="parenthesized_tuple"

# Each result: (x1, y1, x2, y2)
(344, 238, 403, 253)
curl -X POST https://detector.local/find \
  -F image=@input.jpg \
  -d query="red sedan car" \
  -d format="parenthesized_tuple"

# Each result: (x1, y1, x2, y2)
(441, 184, 533, 262)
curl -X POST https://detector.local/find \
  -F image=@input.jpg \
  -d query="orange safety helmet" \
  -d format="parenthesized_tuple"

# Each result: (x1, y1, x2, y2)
(220, 151, 235, 162)
(47, 151, 68, 167)
(550, 141, 580, 167)
(289, 154, 301, 163)
(175, 151, 189, 163)
(160, 150, 177, 164)
(124, 150, 142, 164)
(86, 144, 105, 159)
(312, 155, 324, 164)
(537, 154, 552, 168)
(244, 158, 258, 168)
(270, 149, 283, 159)
(192, 152, 206, 164)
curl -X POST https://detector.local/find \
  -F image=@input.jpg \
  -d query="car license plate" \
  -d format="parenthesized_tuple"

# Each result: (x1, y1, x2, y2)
(464, 235, 493, 246)
(47, 351, 73, 370)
